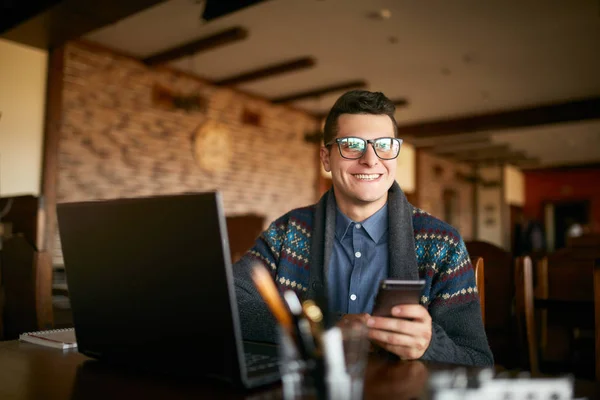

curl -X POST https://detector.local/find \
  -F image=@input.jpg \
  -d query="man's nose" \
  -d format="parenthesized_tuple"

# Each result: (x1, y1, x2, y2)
(359, 143, 379, 166)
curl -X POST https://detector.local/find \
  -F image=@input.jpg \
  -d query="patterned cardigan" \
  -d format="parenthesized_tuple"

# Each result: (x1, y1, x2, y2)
(233, 183, 493, 366)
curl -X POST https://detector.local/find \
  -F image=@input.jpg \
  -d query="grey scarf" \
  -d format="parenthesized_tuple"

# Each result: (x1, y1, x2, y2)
(306, 181, 419, 304)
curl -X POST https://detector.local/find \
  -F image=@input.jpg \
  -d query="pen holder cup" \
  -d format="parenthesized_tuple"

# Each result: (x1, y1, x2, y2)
(278, 321, 369, 400)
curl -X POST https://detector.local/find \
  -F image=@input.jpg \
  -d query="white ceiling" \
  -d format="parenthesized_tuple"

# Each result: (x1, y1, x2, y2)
(86, 0, 600, 168)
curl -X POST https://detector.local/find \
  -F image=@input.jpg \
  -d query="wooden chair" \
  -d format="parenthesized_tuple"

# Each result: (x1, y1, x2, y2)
(465, 241, 514, 366)
(594, 259, 600, 381)
(567, 233, 600, 249)
(515, 254, 596, 379)
(0, 262, 4, 340)
(226, 214, 264, 263)
(473, 257, 485, 324)
(515, 256, 539, 375)
(0, 235, 39, 340)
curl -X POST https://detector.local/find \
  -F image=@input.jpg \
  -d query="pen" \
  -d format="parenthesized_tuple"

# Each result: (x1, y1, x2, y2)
(301, 299, 329, 400)
(283, 290, 317, 361)
(302, 299, 325, 349)
(250, 263, 293, 335)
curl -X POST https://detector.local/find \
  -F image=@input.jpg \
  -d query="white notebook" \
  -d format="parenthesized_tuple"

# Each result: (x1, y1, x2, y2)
(19, 328, 77, 349)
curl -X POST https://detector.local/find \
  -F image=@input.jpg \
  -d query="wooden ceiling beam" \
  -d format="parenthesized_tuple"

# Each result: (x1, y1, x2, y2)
(391, 98, 409, 108)
(431, 139, 495, 155)
(215, 56, 316, 86)
(409, 132, 493, 148)
(1, 0, 166, 49)
(452, 148, 525, 163)
(0, 0, 60, 33)
(475, 153, 538, 167)
(397, 96, 600, 138)
(444, 144, 513, 161)
(143, 26, 248, 66)
(510, 157, 541, 168)
(271, 80, 367, 104)
(523, 161, 600, 172)
(202, 0, 269, 21)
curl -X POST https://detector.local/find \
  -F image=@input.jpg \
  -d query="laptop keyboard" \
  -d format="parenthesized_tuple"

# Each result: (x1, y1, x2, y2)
(244, 352, 280, 372)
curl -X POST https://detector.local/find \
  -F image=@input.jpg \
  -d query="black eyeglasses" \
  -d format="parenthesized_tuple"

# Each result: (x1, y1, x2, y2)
(325, 137, 402, 160)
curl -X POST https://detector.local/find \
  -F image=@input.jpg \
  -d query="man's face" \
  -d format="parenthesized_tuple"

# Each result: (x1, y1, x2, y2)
(320, 114, 398, 213)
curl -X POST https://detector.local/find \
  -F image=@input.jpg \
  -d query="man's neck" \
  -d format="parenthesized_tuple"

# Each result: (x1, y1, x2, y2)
(335, 195, 388, 222)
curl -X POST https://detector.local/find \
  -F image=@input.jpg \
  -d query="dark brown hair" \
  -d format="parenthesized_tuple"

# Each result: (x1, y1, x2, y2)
(323, 90, 398, 145)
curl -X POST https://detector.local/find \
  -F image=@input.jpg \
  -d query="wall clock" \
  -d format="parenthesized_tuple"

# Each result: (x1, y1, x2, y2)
(193, 120, 232, 172)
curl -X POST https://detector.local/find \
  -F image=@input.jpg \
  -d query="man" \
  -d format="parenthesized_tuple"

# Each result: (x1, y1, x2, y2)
(233, 90, 493, 366)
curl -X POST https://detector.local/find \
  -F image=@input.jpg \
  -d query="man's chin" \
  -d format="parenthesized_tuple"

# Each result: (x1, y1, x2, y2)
(352, 192, 388, 204)
(350, 184, 392, 202)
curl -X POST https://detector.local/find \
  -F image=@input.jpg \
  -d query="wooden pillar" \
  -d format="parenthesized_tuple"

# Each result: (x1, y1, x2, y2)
(410, 148, 421, 208)
(472, 164, 479, 239)
(36, 45, 65, 329)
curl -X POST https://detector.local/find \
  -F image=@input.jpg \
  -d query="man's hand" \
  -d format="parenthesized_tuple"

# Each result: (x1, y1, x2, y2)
(337, 313, 371, 327)
(366, 304, 432, 360)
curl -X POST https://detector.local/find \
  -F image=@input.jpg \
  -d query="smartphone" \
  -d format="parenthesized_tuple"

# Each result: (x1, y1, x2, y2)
(371, 279, 425, 317)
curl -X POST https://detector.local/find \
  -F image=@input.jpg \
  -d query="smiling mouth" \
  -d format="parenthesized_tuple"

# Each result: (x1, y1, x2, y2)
(352, 173, 382, 181)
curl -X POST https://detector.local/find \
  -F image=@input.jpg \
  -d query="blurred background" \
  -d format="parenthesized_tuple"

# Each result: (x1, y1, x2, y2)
(1, 0, 599, 377)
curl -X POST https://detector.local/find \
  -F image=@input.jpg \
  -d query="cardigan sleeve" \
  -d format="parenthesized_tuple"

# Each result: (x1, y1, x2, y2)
(419, 238, 494, 367)
(232, 220, 284, 344)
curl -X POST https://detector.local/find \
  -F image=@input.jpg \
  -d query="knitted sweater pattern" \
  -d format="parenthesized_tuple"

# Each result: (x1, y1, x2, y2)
(247, 204, 478, 309)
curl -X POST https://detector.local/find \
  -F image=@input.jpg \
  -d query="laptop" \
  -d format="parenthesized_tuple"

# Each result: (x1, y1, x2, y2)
(56, 192, 280, 388)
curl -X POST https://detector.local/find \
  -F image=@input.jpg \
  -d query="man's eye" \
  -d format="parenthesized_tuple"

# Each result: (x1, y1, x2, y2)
(375, 138, 390, 147)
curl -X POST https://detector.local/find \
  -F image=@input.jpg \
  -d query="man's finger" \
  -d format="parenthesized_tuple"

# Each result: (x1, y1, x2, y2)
(391, 304, 430, 320)
(371, 339, 414, 360)
(367, 316, 420, 335)
(368, 328, 414, 347)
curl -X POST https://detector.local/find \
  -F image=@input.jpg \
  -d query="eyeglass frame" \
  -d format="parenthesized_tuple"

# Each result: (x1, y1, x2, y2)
(325, 136, 403, 160)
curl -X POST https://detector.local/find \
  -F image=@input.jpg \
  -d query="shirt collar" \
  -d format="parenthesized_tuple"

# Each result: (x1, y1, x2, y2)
(335, 203, 388, 244)
(335, 207, 354, 240)
(362, 203, 388, 243)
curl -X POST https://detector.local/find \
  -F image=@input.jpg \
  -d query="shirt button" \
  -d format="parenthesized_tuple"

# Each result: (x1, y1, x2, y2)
(355, 223, 362, 230)
(355, 251, 361, 258)
(350, 294, 357, 301)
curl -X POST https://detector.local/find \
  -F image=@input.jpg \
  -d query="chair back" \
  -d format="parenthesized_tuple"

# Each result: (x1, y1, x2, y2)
(226, 214, 264, 263)
(514, 255, 539, 375)
(465, 241, 512, 328)
(0, 264, 4, 340)
(594, 259, 600, 381)
(465, 241, 514, 366)
(567, 233, 600, 249)
(473, 257, 485, 324)
(539, 251, 594, 302)
(518, 253, 597, 379)
(541, 254, 599, 381)
(1, 235, 39, 340)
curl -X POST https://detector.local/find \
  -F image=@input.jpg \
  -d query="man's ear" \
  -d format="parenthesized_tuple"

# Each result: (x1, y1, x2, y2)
(320, 146, 331, 172)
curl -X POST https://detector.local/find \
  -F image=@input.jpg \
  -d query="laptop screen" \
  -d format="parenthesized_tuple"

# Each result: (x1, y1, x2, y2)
(57, 192, 248, 384)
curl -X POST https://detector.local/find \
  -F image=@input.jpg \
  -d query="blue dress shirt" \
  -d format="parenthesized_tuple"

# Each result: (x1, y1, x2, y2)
(327, 204, 389, 315)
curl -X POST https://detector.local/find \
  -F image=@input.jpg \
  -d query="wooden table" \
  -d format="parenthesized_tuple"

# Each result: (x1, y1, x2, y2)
(1, 340, 597, 399)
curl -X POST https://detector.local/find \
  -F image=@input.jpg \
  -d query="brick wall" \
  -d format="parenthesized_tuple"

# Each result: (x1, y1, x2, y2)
(417, 151, 474, 240)
(54, 42, 319, 261)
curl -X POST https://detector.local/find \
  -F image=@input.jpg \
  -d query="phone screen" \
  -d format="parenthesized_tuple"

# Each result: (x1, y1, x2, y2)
(371, 279, 425, 317)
